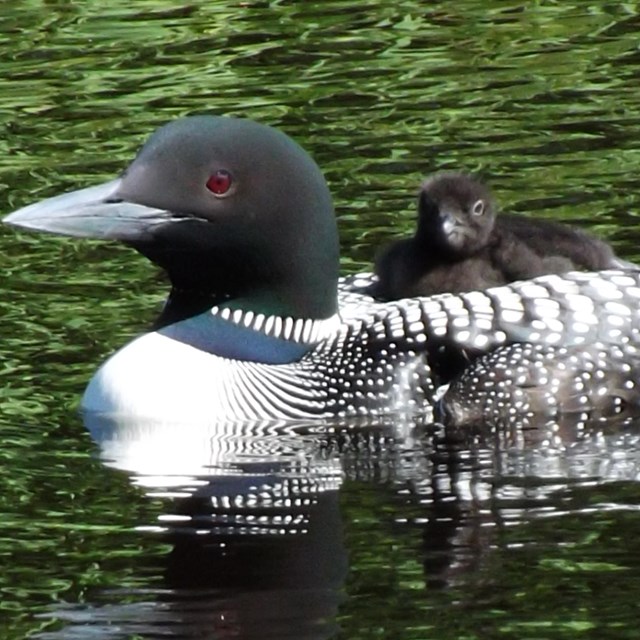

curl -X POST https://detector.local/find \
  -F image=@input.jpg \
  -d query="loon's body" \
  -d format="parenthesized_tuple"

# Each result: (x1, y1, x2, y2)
(5, 117, 640, 424)
(375, 173, 621, 299)
(77, 270, 640, 422)
(439, 340, 640, 429)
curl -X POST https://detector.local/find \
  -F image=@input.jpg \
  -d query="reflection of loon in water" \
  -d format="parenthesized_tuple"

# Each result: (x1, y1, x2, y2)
(374, 172, 622, 299)
(39, 417, 348, 640)
(34, 414, 640, 637)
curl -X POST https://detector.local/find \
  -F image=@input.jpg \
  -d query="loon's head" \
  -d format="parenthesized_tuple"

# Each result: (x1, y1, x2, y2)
(417, 172, 496, 257)
(4, 116, 340, 324)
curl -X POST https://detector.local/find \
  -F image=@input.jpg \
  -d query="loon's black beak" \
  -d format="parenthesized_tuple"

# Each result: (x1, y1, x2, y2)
(3, 178, 173, 242)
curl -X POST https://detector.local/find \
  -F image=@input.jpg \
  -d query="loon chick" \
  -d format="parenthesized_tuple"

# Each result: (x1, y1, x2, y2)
(375, 172, 621, 299)
(5, 117, 640, 423)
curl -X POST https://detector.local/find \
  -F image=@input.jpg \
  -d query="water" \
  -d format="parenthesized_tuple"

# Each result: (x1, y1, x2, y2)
(2, 1, 640, 638)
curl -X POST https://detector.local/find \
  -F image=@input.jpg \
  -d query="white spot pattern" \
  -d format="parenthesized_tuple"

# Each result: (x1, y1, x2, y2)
(84, 269, 640, 422)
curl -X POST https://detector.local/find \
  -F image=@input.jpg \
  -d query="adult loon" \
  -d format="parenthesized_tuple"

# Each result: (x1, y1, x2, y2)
(374, 172, 622, 299)
(5, 116, 640, 423)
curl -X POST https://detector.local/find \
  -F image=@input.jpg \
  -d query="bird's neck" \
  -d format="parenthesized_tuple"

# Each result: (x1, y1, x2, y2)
(148, 248, 339, 330)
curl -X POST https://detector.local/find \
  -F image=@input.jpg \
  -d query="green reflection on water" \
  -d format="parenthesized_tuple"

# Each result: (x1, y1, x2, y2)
(2, 0, 640, 638)
(0, 412, 171, 637)
(339, 478, 640, 640)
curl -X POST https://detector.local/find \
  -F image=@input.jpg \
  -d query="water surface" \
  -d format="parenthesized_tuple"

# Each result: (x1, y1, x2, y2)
(2, 2, 640, 638)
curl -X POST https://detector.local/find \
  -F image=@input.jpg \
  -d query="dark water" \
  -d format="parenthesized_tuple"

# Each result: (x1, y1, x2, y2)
(3, 2, 640, 638)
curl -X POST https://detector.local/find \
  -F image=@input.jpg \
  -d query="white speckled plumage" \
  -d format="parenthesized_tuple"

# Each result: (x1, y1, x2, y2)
(439, 339, 640, 428)
(82, 269, 640, 422)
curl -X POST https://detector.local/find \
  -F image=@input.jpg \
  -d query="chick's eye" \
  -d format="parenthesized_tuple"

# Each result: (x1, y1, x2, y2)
(206, 169, 233, 195)
(472, 199, 484, 216)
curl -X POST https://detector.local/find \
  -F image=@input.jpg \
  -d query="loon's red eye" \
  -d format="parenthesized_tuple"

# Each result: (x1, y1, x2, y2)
(206, 169, 233, 195)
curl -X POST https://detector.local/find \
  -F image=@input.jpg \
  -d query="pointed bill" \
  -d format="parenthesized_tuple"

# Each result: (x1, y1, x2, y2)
(3, 179, 171, 241)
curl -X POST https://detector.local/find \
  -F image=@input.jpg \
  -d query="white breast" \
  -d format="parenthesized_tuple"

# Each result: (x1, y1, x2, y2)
(81, 332, 328, 422)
